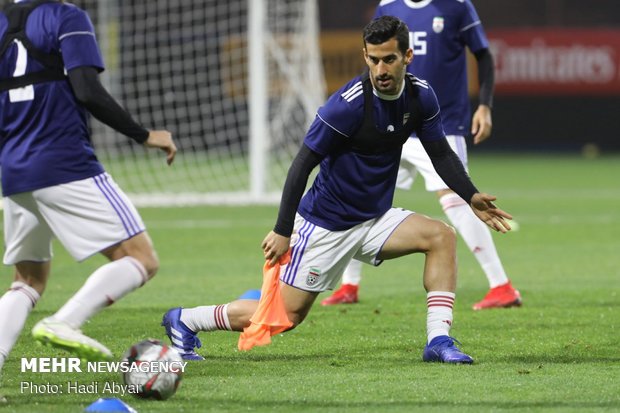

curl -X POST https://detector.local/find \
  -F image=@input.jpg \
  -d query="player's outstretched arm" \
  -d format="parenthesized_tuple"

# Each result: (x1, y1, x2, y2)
(469, 193, 512, 233)
(421, 138, 512, 233)
(68, 67, 177, 165)
(144, 130, 177, 165)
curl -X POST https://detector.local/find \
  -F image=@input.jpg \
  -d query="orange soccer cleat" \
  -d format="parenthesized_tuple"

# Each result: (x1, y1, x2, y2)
(320, 284, 359, 306)
(472, 281, 522, 310)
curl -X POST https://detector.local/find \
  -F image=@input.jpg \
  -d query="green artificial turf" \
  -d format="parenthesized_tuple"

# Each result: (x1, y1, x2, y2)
(0, 153, 618, 412)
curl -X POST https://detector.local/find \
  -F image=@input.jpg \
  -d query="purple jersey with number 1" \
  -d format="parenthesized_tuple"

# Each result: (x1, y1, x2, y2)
(375, 0, 489, 136)
(0, 1, 105, 196)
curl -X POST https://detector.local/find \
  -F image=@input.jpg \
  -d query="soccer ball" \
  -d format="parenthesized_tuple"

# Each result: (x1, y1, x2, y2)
(121, 339, 184, 400)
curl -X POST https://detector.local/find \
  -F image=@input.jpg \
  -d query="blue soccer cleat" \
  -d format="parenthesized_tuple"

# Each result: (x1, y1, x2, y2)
(422, 336, 474, 364)
(161, 307, 205, 361)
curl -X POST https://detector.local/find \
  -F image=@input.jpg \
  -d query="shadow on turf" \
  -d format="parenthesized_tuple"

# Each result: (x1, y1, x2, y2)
(175, 397, 619, 411)
(195, 351, 620, 366)
(500, 354, 620, 364)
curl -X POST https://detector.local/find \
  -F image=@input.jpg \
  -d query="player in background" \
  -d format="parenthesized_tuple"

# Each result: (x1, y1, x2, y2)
(162, 16, 512, 363)
(0, 0, 177, 383)
(322, 0, 522, 310)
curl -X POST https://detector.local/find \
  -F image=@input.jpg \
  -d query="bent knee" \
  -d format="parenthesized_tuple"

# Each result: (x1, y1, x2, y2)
(125, 249, 159, 279)
(286, 311, 308, 329)
(114, 232, 159, 278)
(431, 221, 457, 248)
(141, 252, 159, 279)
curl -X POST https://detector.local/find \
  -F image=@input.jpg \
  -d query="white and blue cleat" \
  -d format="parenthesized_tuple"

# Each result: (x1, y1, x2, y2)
(422, 336, 474, 364)
(161, 307, 205, 361)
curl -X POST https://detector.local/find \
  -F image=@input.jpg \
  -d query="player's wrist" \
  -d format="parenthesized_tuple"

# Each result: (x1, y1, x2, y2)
(273, 224, 293, 238)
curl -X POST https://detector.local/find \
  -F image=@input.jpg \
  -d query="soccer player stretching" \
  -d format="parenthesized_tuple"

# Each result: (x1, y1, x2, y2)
(323, 0, 522, 310)
(0, 0, 176, 384)
(163, 16, 511, 363)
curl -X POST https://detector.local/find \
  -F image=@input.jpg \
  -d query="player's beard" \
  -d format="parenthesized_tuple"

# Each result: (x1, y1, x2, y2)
(374, 69, 405, 95)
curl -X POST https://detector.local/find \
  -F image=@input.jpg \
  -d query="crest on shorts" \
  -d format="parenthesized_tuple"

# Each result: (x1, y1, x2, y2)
(306, 267, 321, 286)
(432, 17, 444, 33)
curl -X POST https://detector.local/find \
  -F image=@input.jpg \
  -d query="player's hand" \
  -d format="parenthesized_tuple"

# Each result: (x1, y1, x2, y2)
(470, 192, 512, 233)
(261, 231, 290, 266)
(471, 105, 492, 145)
(145, 130, 177, 165)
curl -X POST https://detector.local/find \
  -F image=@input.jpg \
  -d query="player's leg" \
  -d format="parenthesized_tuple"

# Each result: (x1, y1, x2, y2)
(163, 215, 358, 359)
(228, 283, 319, 329)
(162, 285, 320, 360)
(360, 208, 473, 363)
(413, 136, 521, 309)
(30, 174, 152, 360)
(437, 189, 521, 309)
(321, 150, 420, 306)
(0, 263, 46, 373)
(0, 263, 45, 404)
(174, 283, 317, 333)
(0, 193, 51, 373)
(53, 232, 154, 325)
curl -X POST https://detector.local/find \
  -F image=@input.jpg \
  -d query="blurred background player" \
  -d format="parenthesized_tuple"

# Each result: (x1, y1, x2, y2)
(322, 0, 522, 310)
(162, 16, 513, 363)
(0, 0, 176, 379)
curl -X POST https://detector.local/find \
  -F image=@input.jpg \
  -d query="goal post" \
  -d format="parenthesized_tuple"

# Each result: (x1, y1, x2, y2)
(81, 0, 325, 206)
(248, 0, 268, 200)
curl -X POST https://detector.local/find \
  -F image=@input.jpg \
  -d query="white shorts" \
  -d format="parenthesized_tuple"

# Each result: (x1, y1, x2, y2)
(3, 173, 145, 265)
(280, 208, 414, 292)
(396, 135, 468, 192)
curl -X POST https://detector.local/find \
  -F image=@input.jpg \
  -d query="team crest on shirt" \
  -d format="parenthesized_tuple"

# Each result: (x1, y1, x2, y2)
(403, 113, 410, 125)
(432, 17, 445, 33)
(306, 267, 322, 286)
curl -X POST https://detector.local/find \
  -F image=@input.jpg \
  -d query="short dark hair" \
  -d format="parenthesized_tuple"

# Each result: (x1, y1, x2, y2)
(363, 16, 410, 56)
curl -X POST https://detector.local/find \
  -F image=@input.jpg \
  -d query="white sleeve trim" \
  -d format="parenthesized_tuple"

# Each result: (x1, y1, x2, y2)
(424, 108, 440, 121)
(59, 31, 96, 41)
(460, 21, 482, 33)
(317, 113, 350, 138)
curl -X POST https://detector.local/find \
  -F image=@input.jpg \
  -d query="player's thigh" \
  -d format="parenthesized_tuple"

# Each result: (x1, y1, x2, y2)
(354, 207, 414, 265)
(279, 282, 319, 326)
(280, 215, 365, 292)
(406, 136, 468, 192)
(101, 231, 156, 262)
(3, 193, 55, 265)
(34, 173, 146, 262)
(375, 212, 453, 261)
